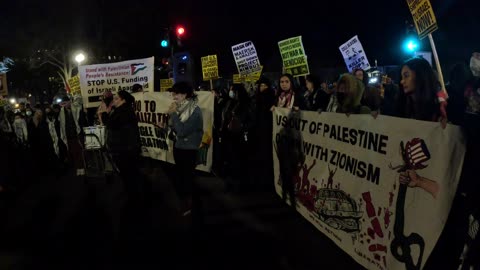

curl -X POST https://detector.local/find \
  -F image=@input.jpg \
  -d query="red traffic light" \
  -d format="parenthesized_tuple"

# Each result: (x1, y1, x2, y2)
(176, 26, 185, 36)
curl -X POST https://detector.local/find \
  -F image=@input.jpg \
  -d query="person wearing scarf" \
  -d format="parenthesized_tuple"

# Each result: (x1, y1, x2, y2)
(59, 95, 87, 176)
(13, 113, 28, 146)
(167, 81, 203, 216)
(273, 73, 305, 111)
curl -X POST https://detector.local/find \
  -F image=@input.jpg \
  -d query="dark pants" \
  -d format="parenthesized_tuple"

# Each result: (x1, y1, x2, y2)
(173, 148, 197, 200)
(67, 138, 84, 171)
(111, 153, 143, 208)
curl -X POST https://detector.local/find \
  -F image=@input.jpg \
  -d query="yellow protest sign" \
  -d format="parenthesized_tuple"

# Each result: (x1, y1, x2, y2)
(201, 55, 219, 81)
(245, 66, 263, 82)
(407, 0, 438, 39)
(0, 97, 7, 107)
(278, 36, 310, 77)
(160, 78, 174, 92)
(67, 75, 81, 96)
(233, 74, 245, 84)
(0, 73, 8, 96)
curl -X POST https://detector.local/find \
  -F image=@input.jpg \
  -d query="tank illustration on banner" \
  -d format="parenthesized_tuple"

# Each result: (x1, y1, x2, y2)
(314, 188, 363, 233)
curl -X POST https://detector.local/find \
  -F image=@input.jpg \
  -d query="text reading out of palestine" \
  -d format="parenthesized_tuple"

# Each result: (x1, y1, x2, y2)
(276, 115, 389, 155)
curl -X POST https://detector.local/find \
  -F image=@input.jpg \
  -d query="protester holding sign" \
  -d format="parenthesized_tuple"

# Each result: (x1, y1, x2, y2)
(394, 57, 441, 122)
(274, 73, 305, 110)
(99, 90, 143, 221)
(219, 83, 254, 192)
(335, 73, 371, 115)
(252, 77, 276, 191)
(353, 68, 382, 114)
(167, 82, 203, 216)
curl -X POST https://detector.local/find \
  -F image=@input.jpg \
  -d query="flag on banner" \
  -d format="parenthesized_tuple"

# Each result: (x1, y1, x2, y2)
(79, 57, 154, 108)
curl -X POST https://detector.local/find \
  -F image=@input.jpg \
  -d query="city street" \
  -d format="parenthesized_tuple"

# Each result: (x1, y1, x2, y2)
(0, 159, 464, 270)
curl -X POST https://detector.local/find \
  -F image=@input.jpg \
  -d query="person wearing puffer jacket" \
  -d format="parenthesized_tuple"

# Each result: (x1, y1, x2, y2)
(335, 73, 371, 115)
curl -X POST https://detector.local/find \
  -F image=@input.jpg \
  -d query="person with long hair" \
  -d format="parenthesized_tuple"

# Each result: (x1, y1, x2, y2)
(394, 57, 441, 121)
(274, 73, 305, 110)
(167, 82, 203, 216)
(99, 90, 142, 221)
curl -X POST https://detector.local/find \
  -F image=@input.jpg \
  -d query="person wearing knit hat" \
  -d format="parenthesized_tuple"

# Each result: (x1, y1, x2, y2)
(167, 81, 203, 216)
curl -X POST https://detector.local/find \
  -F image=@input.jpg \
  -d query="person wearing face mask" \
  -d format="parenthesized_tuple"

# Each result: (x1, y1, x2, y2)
(335, 73, 371, 115)
(220, 83, 254, 192)
(166, 82, 203, 216)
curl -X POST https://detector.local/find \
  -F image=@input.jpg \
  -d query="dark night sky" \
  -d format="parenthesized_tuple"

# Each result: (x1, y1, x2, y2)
(1, 0, 479, 75)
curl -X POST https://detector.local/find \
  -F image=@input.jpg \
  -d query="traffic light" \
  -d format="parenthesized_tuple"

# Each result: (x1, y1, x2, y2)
(175, 26, 186, 46)
(404, 38, 419, 53)
(176, 26, 185, 37)
(403, 20, 420, 54)
(160, 31, 170, 48)
(173, 52, 194, 86)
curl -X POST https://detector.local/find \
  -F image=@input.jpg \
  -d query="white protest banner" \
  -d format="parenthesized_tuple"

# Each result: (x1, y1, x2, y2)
(79, 57, 154, 108)
(278, 36, 310, 77)
(339, 36, 371, 72)
(231, 41, 262, 76)
(132, 91, 214, 172)
(272, 108, 465, 270)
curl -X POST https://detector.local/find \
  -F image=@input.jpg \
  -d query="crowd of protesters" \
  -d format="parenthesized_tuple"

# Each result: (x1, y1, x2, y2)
(0, 52, 479, 268)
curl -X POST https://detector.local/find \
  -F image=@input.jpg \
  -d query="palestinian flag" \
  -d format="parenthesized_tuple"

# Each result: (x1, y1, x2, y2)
(131, 63, 147, 75)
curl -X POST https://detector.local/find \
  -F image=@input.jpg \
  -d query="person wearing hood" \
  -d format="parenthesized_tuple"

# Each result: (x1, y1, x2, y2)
(353, 68, 382, 114)
(252, 77, 276, 191)
(335, 73, 371, 115)
(167, 82, 203, 216)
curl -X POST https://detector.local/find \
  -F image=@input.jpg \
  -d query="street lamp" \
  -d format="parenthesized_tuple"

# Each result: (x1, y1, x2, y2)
(75, 53, 86, 65)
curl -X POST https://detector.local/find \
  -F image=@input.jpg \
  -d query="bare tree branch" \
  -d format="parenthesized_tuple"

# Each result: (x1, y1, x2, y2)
(57, 71, 67, 88)
(44, 51, 64, 67)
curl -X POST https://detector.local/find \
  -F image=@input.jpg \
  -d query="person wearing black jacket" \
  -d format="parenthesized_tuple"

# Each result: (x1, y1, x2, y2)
(251, 77, 276, 191)
(99, 90, 142, 219)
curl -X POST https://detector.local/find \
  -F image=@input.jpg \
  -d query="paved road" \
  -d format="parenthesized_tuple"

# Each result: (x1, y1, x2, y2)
(0, 159, 464, 269)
